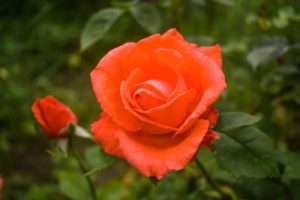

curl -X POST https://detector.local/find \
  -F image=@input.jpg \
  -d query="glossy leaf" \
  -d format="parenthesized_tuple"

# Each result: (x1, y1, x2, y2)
(215, 112, 260, 132)
(213, 127, 280, 178)
(58, 171, 90, 200)
(130, 3, 161, 33)
(80, 8, 124, 51)
(84, 146, 117, 175)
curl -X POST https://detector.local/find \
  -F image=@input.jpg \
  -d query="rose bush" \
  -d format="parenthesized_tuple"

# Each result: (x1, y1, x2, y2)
(32, 95, 77, 137)
(91, 29, 226, 179)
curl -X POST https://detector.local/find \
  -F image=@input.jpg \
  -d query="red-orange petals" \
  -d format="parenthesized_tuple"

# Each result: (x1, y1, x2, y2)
(200, 130, 219, 149)
(90, 43, 139, 132)
(201, 108, 219, 128)
(91, 113, 123, 158)
(92, 114, 209, 179)
(198, 44, 222, 68)
(32, 95, 77, 137)
(0, 176, 3, 191)
(90, 28, 226, 179)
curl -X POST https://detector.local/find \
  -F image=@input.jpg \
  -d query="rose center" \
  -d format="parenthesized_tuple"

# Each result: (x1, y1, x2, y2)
(132, 79, 173, 110)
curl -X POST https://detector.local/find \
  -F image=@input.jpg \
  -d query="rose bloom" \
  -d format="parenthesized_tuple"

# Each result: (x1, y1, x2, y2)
(32, 96, 77, 137)
(91, 29, 226, 179)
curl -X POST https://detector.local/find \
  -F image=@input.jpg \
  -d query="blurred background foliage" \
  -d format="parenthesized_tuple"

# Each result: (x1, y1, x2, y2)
(1, 0, 300, 199)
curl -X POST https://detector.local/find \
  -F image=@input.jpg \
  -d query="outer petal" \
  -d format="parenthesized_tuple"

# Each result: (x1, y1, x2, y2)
(176, 53, 227, 135)
(90, 43, 139, 132)
(117, 119, 209, 179)
(200, 108, 219, 127)
(0, 176, 3, 191)
(200, 130, 219, 149)
(32, 101, 52, 135)
(91, 114, 209, 180)
(32, 96, 77, 137)
(91, 113, 123, 158)
(163, 28, 185, 41)
(198, 44, 222, 68)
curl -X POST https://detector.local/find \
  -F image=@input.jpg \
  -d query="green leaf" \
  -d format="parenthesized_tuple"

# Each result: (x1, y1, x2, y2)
(130, 3, 161, 33)
(278, 151, 300, 180)
(213, 127, 280, 178)
(84, 146, 117, 175)
(215, 112, 260, 132)
(58, 171, 90, 200)
(80, 8, 124, 51)
(246, 37, 289, 70)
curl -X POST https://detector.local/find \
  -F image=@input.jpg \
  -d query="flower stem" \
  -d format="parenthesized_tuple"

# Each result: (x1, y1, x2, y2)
(69, 130, 97, 200)
(195, 158, 227, 199)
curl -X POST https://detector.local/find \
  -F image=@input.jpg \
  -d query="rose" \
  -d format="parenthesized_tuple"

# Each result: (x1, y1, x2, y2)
(91, 29, 226, 179)
(0, 176, 3, 200)
(32, 95, 77, 137)
(0, 176, 3, 191)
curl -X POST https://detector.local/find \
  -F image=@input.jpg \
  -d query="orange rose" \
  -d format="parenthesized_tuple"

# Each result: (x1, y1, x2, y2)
(91, 29, 226, 179)
(0, 176, 3, 191)
(32, 96, 77, 137)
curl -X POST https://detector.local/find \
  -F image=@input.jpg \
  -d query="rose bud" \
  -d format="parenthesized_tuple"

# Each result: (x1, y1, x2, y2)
(91, 29, 226, 179)
(0, 176, 3, 191)
(32, 95, 77, 137)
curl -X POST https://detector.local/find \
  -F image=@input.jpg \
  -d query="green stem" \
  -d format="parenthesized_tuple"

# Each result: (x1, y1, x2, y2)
(195, 158, 227, 199)
(69, 132, 97, 200)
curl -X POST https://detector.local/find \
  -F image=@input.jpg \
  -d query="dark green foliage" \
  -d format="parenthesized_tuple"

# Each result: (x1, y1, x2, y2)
(130, 2, 161, 33)
(216, 112, 260, 131)
(213, 127, 279, 178)
(81, 8, 125, 51)
(84, 146, 117, 175)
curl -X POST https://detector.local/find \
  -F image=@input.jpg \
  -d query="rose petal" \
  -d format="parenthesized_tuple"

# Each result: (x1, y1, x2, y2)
(90, 43, 139, 132)
(150, 48, 183, 73)
(133, 88, 166, 110)
(32, 96, 77, 136)
(124, 68, 173, 110)
(168, 75, 189, 100)
(136, 89, 197, 128)
(126, 31, 189, 85)
(198, 44, 222, 68)
(121, 81, 178, 134)
(117, 119, 209, 179)
(91, 113, 123, 158)
(163, 28, 185, 41)
(176, 53, 227, 135)
(32, 100, 52, 134)
(200, 130, 219, 149)
(92, 114, 209, 179)
(200, 108, 219, 127)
